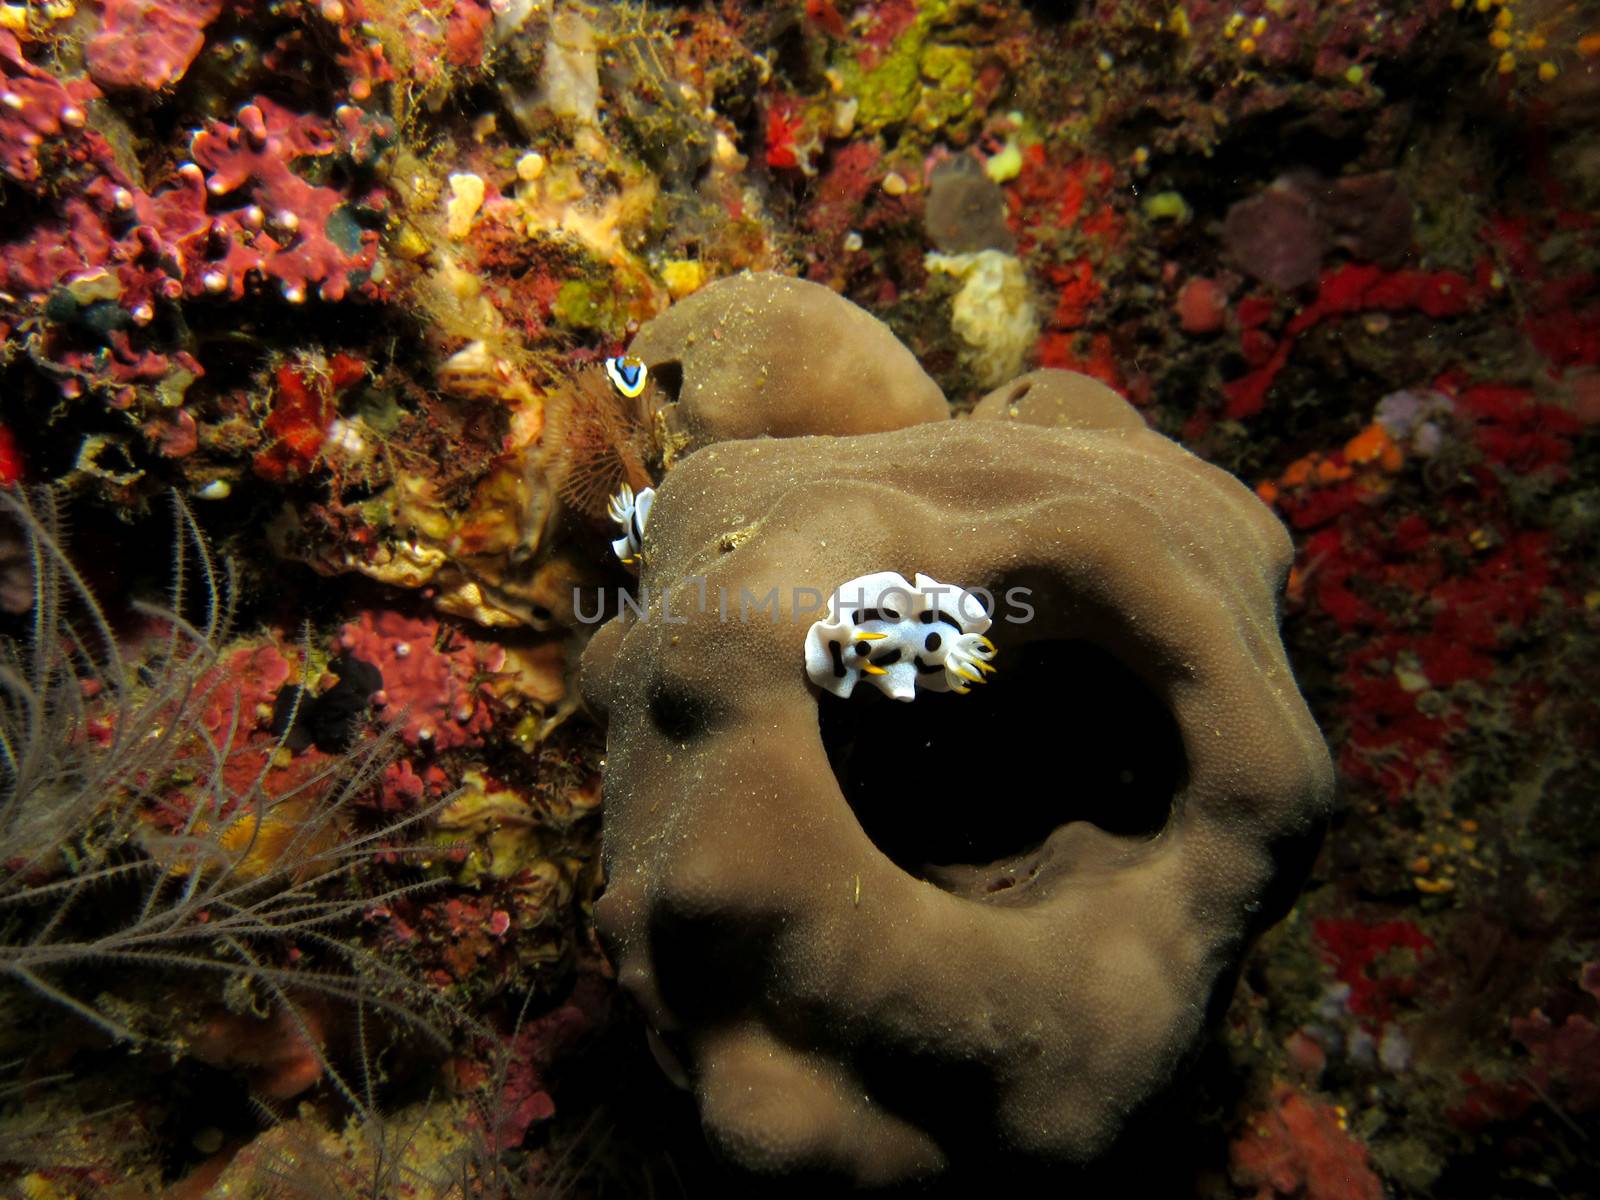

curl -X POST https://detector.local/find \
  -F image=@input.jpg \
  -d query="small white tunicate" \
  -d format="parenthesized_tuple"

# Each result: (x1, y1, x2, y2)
(324, 417, 368, 459)
(1378, 1024, 1412, 1073)
(445, 172, 486, 240)
(1316, 981, 1353, 1022)
(538, 12, 600, 124)
(830, 96, 859, 139)
(1346, 1028, 1378, 1068)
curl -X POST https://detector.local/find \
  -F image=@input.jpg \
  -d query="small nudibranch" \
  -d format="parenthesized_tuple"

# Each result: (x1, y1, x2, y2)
(605, 355, 649, 399)
(804, 571, 997, 701)
(608, 483, 654, 568)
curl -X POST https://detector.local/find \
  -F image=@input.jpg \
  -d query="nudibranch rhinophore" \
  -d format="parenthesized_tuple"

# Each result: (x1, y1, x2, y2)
(606, 483, 653, 567)
(604, 354, 649, 399)
(804, 571, 996, 700)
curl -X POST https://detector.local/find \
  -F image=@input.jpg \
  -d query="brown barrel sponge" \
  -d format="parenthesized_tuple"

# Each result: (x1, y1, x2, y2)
(583, 417, 1333, 1186)
(626, 271, 950, 451)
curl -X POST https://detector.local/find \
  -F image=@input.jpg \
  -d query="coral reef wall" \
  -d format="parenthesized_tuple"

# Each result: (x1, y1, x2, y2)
(0, 0, 1597, 1195)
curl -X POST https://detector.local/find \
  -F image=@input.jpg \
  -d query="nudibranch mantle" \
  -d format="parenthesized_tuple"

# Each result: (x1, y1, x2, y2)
(608, 483, 654, 568)
(804, 571, 997, 701)
(605, 354, 648, 399)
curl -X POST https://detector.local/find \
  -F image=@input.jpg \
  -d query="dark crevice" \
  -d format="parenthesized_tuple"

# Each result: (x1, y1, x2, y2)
(648, 359, 685, 406)
(818, 639, 1183, 892)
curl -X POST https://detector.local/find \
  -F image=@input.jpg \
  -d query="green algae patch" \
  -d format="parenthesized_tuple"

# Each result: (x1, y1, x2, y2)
(834, 36, 924, 129)
(830, 0, 983, 134)
(914, 44, 976, 132)
(1141, 191, 1192, 223)
(553, 278, 627, 337)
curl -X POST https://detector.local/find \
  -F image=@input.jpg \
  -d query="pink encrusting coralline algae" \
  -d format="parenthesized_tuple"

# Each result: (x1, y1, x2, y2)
(336, 610, 506, 750)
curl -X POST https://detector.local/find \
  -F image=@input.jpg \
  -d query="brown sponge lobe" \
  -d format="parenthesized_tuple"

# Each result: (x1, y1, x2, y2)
(584, 408, 1332, 1185)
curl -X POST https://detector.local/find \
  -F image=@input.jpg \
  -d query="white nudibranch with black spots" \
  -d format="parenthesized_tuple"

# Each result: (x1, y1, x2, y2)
(608, 483, 654, 568)
(605, 354, 649, 399)
(804, 571, 997, 701)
